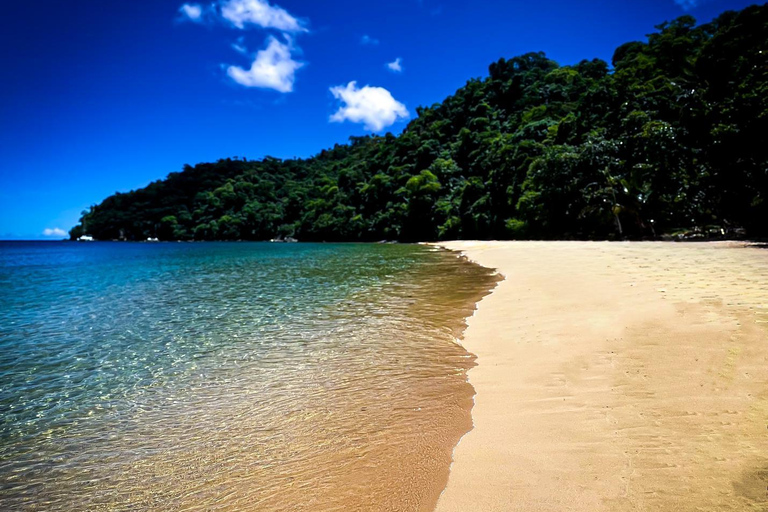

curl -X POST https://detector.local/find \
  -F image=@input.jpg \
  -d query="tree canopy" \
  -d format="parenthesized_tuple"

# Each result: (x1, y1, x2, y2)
(71, 5, 768, 242)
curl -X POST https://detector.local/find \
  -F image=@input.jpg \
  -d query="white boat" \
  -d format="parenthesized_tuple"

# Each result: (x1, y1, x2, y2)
(146, 237, 159, 242)
(77, 235, 94, 242)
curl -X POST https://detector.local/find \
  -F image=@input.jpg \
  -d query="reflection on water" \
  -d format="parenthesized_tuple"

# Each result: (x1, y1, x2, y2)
(0, 242, 498, 511)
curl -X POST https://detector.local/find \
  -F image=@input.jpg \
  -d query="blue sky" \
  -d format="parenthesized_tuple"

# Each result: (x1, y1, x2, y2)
(0, 0, 759, 239)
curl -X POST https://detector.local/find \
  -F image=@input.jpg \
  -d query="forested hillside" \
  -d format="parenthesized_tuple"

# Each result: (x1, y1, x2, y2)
(70, 5, 768, 242)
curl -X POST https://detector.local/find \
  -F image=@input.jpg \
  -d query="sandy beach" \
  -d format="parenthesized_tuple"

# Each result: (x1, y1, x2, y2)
(433, 241, 768, 511)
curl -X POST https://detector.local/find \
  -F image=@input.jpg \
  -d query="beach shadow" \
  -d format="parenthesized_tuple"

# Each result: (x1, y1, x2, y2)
(732, 463, 768, 505)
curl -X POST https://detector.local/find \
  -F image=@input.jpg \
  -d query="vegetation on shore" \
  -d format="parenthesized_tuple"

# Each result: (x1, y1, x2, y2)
(70, 5, 767, 242)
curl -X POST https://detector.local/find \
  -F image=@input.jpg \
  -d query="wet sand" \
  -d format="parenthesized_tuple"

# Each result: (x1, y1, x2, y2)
(432, 241, 768, 512)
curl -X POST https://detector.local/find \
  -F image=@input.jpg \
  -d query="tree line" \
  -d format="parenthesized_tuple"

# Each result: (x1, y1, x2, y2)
(70, 5, 768, 242)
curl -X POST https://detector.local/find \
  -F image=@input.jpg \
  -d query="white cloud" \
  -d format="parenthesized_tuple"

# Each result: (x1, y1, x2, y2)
(674, 0, 699, 10)
(177, 0, 308, 92)
(220, 0, 306, 32)
(43, 228, 67, 238)
(329, 81, 409, 132)
(179, 3, 203, 21)
(360, 34, 379, 45)
(387, 57, 403, 73)
(232, 37, 248, 54)
(226, 36, 303, 92)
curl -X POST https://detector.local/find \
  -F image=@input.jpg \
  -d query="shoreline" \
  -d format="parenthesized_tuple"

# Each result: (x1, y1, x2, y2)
(0, 242, 496, 511)
(431, 241, 768, 511)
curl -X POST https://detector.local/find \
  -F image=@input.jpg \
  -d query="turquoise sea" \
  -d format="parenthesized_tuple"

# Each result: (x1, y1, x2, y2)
(0, 242, 497, 511)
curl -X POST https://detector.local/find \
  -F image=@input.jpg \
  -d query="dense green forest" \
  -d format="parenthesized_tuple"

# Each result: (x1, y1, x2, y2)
(70, 5, 768, 242)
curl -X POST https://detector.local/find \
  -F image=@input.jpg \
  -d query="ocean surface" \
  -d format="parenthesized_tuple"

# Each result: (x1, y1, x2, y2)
(0, 241, 497, 511)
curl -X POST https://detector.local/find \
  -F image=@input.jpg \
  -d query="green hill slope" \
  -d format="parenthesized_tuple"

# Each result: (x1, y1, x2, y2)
(70, 5, 768, 242)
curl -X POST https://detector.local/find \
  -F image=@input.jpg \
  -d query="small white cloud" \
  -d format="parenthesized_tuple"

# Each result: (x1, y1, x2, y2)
(220, 0, 306, 32)
(387, 57, 403, 73)
(330, 81, 409, 132)
(674, 0, 698, 9)
(231, 36, 250, 54)
(179, 3, 203, 21)
(232, 37, 248, 54)
(226, 36, 303, 92)
(360, 34, 379, 45)
(43, 228, 67, 238)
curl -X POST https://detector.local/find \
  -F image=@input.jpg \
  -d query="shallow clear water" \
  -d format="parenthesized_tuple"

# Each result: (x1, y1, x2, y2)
(0, 242, 497, 511)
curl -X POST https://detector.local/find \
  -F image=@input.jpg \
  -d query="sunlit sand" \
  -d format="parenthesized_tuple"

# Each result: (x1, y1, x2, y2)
(433, 241, 768, 511)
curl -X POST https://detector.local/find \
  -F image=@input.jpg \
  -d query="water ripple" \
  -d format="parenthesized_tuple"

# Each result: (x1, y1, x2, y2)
(0, 242, 497, 511)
